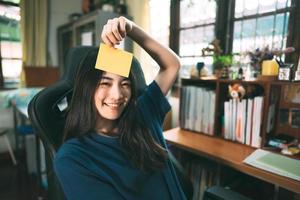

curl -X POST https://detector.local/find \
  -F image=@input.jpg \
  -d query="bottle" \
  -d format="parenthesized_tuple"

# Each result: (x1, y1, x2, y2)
(244, 64, 252, 80)
(293, 56, 300, 81)
(237, 66, 243, 80)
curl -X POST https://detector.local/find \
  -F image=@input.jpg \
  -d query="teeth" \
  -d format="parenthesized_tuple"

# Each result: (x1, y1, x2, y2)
(106, 103, 119, 108)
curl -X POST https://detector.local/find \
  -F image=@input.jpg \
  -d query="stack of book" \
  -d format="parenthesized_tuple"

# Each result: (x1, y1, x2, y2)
(180, 86, 216, 135)
(223, 96, 264, 147)
(267, 134, 298, 149)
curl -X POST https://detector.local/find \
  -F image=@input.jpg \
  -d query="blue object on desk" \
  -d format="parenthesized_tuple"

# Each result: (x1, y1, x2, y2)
(0, 87, 43, 108)
(17, 125, 34, 135)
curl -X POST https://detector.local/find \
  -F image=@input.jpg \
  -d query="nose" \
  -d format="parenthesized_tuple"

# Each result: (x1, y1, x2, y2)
(109, 84, 123, 100)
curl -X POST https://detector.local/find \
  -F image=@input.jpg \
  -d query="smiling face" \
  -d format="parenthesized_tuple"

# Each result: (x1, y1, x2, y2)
(94, 72, 132, 121)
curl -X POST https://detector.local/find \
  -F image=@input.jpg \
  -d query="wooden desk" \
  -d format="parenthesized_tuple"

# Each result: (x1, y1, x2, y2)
(164, 127, 300, 194)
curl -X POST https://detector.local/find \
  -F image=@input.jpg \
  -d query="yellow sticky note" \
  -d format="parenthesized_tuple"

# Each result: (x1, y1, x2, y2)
(95, 43, 133, 77)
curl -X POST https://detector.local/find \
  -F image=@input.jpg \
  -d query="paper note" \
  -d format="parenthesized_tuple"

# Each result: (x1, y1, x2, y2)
(243, 149, 300, 181)
(95, 43, 133, 77)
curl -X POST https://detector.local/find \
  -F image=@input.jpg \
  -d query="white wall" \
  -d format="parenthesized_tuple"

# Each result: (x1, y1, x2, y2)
(48, 0, 82, 66)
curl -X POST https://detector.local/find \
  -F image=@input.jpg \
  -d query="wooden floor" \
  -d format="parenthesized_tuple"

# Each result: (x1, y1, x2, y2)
(0, 152, 45, 200)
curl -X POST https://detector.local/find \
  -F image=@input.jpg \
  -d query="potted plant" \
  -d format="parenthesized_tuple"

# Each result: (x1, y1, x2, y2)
(213, 54, 233, 78)
(202, 39, 233, 78)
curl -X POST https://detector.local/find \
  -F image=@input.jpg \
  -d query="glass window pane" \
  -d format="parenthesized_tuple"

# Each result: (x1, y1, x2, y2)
(2, 59, 22, 78)
(257, 15, 274, 37)
(258, 0, 276, 13)
(244, 0, 259, 16)
(242, 19, 256, 38)
(180, 25, 214, 57)
(235, 0, 244, 18)
(0, 4, 20, 21)
(180, 28, 196, 56)
(233, 21, 242, 40)
(179, 56, 213, 78)
(273, 13, 289, 49)
(255, 15, 274, 48)
(1, 41, 22, 58)
(277, 0, 291, 9)
(233, 21, 242, 52)
(180, 0, 216, 28)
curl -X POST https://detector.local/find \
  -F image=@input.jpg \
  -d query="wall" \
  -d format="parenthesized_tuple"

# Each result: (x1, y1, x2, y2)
(47, 0, 150, 69)
(48, 0, 82, 66)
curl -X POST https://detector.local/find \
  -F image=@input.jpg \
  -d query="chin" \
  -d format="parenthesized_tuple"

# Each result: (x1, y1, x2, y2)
(103, 115, 120, 120)
(99, 110, 123, 120)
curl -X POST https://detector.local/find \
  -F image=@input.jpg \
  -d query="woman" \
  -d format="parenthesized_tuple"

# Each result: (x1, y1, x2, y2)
(54, 16, 186, 200)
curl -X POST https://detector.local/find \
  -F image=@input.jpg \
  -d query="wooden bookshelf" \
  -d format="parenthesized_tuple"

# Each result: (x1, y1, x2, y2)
(179, 77, 300, 149)
(164, 127, 300, 194)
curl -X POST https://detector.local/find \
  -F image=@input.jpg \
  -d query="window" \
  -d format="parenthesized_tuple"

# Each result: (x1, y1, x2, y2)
(171, 0, 298, 78)
(179, 0, 217, 77)
(233, 0, 292, 53)
(0, 2, 21, 88)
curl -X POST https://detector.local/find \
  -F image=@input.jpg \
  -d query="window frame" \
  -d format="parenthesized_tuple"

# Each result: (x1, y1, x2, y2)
(0, 0, 21, 89)
(170, 0, 300, 66)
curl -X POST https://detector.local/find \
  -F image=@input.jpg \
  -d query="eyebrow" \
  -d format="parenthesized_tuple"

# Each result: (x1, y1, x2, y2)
(101, 76, 130, 82)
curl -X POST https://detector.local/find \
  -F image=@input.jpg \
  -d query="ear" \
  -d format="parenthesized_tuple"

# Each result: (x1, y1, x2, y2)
(228, 85, 232, 91)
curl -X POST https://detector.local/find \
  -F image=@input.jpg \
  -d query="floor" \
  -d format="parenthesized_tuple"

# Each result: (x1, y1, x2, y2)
(0, 152, 45, 200)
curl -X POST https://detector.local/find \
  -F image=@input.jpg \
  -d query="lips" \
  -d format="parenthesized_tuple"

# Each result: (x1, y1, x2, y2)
(105, 102, 123, 110)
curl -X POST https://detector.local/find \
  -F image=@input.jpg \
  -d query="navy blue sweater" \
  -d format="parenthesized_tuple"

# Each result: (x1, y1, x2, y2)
(54, 81, 186, 200)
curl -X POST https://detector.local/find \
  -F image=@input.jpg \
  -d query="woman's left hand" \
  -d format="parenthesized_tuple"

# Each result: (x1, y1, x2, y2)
(101, 16, 133, 47)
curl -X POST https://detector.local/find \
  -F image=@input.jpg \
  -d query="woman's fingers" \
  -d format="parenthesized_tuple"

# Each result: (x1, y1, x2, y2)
(106, 20, 119, 45)
(111, 18, 122, 42)
(101, 18, 128, 46)
(101, 17, 133, 47)
(118, 17, 127, 38)
(101, 25, 113, 46)
(101, 25, 114, 46)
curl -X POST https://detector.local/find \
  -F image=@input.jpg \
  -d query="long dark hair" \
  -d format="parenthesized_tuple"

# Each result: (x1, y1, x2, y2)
(63, 49, 168, 172)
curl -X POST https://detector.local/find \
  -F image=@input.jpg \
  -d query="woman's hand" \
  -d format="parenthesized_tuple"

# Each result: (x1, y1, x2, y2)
(101, 16, 133, 47)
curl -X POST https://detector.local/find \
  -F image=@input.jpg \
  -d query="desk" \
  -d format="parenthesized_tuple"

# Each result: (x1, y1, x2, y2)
(0, 88, 46, 187)
(163, 127, 300, 194)
(0, 87, 43, 108)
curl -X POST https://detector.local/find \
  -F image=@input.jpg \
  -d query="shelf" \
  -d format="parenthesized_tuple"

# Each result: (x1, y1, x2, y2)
(276, 125, 300, 136)
(163, 127, 300, 194)
(279, 102, 300, 108)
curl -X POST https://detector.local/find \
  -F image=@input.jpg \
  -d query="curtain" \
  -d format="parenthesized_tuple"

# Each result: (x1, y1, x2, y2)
(127, 0, 153, 84)
(20, 0, 48, 66)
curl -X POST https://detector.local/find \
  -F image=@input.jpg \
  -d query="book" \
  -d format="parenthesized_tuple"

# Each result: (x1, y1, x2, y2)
(291, 109, 300, 128)
(267, 134, 297, 149)
(243, 149, 300, 181)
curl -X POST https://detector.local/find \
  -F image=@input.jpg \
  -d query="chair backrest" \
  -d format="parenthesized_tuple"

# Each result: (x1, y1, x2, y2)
(28, 46, 193, 200)
(28, 46, 98, 200)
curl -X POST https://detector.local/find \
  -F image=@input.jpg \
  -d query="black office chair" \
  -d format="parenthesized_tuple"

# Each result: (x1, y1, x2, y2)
(203, 186, 252, 200)
(28, 46, 193, 200)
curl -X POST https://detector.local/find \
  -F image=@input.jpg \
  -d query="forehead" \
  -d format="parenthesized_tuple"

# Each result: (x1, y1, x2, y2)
(101, 72, 130, 81)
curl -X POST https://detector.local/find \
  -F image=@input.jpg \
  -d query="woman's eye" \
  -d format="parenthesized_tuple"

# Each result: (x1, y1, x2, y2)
(100, 82, 110, 86)
(122, 82, 131, 87)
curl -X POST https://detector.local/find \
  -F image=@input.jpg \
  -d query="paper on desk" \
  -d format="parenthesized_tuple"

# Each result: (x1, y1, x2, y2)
(243, 149, 300, 181)
(95, 43, 133, 77)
